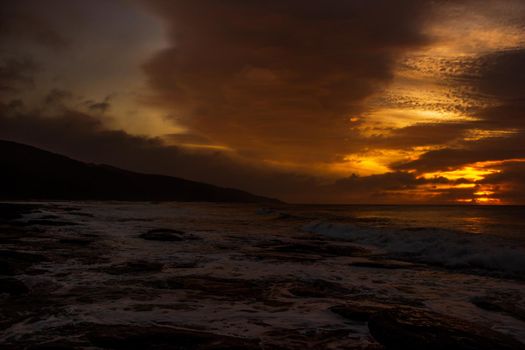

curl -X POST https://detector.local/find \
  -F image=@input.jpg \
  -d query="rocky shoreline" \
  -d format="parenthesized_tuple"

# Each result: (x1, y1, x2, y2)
(1, 202, 524, 349)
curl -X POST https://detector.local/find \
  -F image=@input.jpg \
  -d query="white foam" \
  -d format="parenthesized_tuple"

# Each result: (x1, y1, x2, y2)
(304, 221, 525, 276)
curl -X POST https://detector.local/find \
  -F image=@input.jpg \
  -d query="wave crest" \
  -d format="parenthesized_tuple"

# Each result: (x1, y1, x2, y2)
(304, 221, 525, 277)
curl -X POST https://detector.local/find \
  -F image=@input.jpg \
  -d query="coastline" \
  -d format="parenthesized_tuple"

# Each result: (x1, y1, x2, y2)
(1, 202, 524, 349)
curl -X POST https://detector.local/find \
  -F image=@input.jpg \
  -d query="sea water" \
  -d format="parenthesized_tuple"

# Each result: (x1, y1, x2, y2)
(1, 201, 524, 347)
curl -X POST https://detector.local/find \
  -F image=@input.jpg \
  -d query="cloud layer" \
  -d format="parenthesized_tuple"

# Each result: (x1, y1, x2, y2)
(1, 0, 525, 204)
(142, 0, 435, 162)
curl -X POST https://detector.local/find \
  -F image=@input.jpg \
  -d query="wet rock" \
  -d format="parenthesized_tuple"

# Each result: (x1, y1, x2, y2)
(26, 219, 79, 226)
(293, 234, 346, 242)
(139, 228, 198, 242)
(60, 207, 82, 212)
(368, 308, 525, 350)
(71, 212, 95, 218)
(148, 276, 291, 307)
(319, 243, 370, 257)
(117, 217, 152, 222)
(169, 260, 199, 269)
(38, 215, 61, 220)
(58, 238, 93, 246)
(330, 303, 392, 322)
(0, 250, 47, 275)
(367, 295, 425, 308)
(471, 294, 525, 322)
(150, 276, 259, 296)
(0, 203, 38, 222)
(0, 277, 29, 296)
(249, 251, 323, 262)
(274, 212, 305, 221)
(350, 260, 416, 270)
(286, 279, 351, 298)
(253, 240, 369, 262)
(272, 241, 368, 257)
(0, 250, 46, 263)
(0, 260, 14, 275)
(87, 324, 261, 349)
(1, 323, 261, 349)
(128, 303, 198, 312)
(26, 343, 77, 350)
(0, 231, 23, 244)
(149, 276, 353, 303)
(263, 327, 384, 350)
(102, 260, 164, 275)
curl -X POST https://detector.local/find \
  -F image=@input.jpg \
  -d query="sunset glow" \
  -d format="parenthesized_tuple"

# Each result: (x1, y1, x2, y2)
(1, 0, 525, 204)
(3, 3, 525, 349)
(421, 167, 500, 182)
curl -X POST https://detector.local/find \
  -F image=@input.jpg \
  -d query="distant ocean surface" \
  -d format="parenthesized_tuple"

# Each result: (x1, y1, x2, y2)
(285, 204, 525, 241)
(272, 204, 525, 277)
(1, 201, 524, 347)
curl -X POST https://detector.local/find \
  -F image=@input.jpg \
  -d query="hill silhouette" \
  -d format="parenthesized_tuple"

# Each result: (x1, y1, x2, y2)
(0, 140, 280, 203)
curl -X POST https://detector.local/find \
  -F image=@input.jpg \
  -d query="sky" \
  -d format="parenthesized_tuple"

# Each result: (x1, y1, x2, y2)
(1, 0, 525, 204)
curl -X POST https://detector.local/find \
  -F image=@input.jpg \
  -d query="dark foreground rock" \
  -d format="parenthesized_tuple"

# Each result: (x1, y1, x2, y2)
(350, 260, 416, 270)
(25, 219, 79, 227)
(0, 277, 29, 296)
(87, 325, 261, 350)
(471, 293, 525, 322)
(368, 308, 525, 350)
(3, 322, 385, 350)
(262, 328, 384, 350)
(0, 260, 14, 275)
(0, 250, 47, 275)
(250, 239, 370, 262)
(285, 278, 352, 298)
(0, 203, 38, 222)
(330, 303, 392, 322)
(262, 240, 369, 257)
(139, 229, 198, 242)
(148, 276, 271, 303)
(101, 260, 164, 275)
(2, 323, 262, 350)
(147, 275, 352, 304)
(58, 238, 93, 246)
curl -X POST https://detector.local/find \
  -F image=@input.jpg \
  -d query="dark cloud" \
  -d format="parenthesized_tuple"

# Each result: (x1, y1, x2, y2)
(1, 99, 474, 204)
(44, 89, 73, 106)
(329, 172, 427, 202)
(320, 171, 476, 204)
(471, 49, 525, 140)
(0, 57, 37, 93)
(480, 161, 525, 204)
(163, 133, 213, 146)
(393, 134, 525, 172)
(394, 48, 525, 178)
(2, 0, 524, 204)
(385, 51, 525, 204)
(476, 102, 525, 129)
(142, 0, 435, 162)
(475, 49, 525, 101)
(86, 95, 113, 114)
(369, 122, 471, 149)
(0, 1, 69, 51)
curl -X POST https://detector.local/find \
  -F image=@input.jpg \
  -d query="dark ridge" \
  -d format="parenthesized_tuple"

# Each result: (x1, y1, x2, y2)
(0, 139, 280, 203)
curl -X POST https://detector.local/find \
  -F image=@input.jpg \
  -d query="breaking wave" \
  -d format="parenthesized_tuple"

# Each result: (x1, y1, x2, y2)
(304, 221, 525, 277)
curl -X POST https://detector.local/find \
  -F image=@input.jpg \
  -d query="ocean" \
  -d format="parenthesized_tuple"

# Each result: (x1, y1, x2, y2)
(1, 201, 524, 348)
